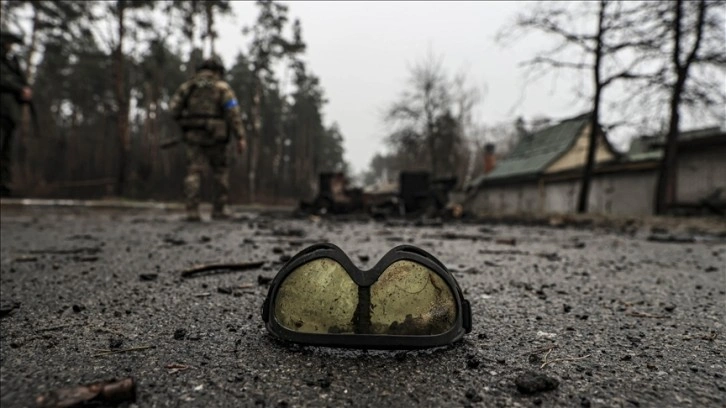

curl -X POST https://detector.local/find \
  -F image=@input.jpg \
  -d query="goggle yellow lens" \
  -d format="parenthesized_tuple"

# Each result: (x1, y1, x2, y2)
(274, 258, 358, 334)
(369, 260, 456, 335)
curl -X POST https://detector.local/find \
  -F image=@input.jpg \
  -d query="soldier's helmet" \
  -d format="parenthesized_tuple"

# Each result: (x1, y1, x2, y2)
(197, 55, 225, 75)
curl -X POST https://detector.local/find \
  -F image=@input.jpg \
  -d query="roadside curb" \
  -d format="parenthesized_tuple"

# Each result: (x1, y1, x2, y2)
(0, 198, 294, 213)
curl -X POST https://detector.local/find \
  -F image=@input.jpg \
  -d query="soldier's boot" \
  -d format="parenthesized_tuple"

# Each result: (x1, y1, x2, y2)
(185, 204, 202, 222)
(184, 169, 202, 222)
(186, 211, 202, 222)
(211, 206, 230, 220)
(211, 166, 230, 220)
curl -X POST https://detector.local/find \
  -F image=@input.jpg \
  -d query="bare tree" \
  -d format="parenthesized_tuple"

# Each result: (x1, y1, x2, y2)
(104, 0, 155, 196)
(651, 0, 726, 214)
(202, 0, 232, 58)
(500, 0, 655, 213)
(384, 51, 480, 182)
(112, 0, 129, 196)
(452, 71, 482, 186)
(385, 51, 450, 178)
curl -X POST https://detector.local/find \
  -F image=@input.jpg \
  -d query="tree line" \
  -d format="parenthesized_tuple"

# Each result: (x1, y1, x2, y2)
(1, 0, 347, 204)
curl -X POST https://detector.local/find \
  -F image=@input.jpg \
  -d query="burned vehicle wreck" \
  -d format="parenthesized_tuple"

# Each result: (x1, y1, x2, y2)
(298, 171, 460, 218)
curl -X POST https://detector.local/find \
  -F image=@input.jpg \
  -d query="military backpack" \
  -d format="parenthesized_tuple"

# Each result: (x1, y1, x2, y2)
(177, 76, 228, 145)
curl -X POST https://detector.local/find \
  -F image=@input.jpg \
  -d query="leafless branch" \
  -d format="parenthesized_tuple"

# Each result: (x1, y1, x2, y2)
(516, 12, 598, 54)
(521, 56, 594, 71)
(682, 0, 707, 73)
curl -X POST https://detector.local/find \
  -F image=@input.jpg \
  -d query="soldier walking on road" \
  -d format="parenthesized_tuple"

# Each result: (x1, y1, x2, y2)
(0, 30, 32, 198)
(169, 56, 247, 221)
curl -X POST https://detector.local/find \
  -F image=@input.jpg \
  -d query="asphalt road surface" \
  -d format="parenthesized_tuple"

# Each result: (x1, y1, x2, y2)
(1, 205, 725, 407)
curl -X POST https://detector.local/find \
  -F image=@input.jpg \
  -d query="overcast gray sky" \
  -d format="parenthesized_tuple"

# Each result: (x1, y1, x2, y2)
(210, 1, 674, 174)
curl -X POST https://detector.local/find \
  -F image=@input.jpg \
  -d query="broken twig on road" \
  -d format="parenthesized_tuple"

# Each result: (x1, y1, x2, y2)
(181, 261, 266, 278)
(423, 232, 491, 241)
(92, 325, 130, 338)
(93, 345, 154, 358)
(522, 344, 558, 356)
(166, 363, 191, 374)
(13, 255, 38, 263)
(684, 331, 718, 341)
(541, 353, 592, 369)
(35, 377, 136, 408)
(627, 310, 670, 319)
(37, 324, 79, 332)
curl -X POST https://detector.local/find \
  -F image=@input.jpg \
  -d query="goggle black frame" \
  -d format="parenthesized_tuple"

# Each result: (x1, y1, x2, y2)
(262, 243, 472, 349)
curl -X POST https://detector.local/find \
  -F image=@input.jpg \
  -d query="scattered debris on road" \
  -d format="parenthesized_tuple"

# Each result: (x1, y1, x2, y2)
(13, 255, 38, 263)
(28, 247, 102, 256)
(162, 236, 187, 246)
(423, 232, 489, 241)
(495, 238, 517, 246)
(93, 345, 154, 358)
(647, 234, 696, 244)
(0, 301, 20, 318)
(217, 283, 257, 295)
(35, 377, 136, 408)
(180, 261, 265, 278)
(166, 363, 191, 374)
(271, 228, 306, 238)
(539, 348, 591, 369)
(626, 310, 670, 319)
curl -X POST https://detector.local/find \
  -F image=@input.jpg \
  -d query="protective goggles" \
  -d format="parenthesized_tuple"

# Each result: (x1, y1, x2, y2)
(262, 243, 472, 349)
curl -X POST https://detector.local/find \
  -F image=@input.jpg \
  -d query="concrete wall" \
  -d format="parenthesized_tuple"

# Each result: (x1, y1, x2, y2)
(469, 171, 658, 216)
(466, 182, 539, 214)
(677, 145, 726, 203)
(468, 146, 721, 217)
(543, 180, 578, 214)
(588, 171, 657, 215)
(542, 171, 656, 216)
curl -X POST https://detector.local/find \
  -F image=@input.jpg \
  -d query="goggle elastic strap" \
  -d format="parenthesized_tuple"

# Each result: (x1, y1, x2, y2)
(463, 299, 472, 333)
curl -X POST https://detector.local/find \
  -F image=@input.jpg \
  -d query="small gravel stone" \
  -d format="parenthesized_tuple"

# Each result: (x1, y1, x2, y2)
(173, 328, 187, 340)
(515, 371, 560, 394)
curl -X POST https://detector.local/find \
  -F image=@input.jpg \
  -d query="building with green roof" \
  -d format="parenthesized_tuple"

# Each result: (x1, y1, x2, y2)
(464, 114, 725, 216)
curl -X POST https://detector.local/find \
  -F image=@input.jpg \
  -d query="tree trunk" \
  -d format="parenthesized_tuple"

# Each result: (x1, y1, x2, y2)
(24, 6, 39, 82)
(655, 80, 683, 215)
(654, 0, 705, 215)
(309, 118, 317, 195)
(248, 81, 262, 203)
(577, 0, 606, 214)
(425, 108, 437, 178)
(428, 132, 436, 179)
(114, 0, 129, 197)
(205, 2, 215, 57)
(19, 6, 39, 168)
(655, 0, 684, 215)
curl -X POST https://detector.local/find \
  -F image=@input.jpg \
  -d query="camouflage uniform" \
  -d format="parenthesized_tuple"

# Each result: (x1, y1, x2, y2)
(0, 32, 28, 197)
(169, 58, 246, 220)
